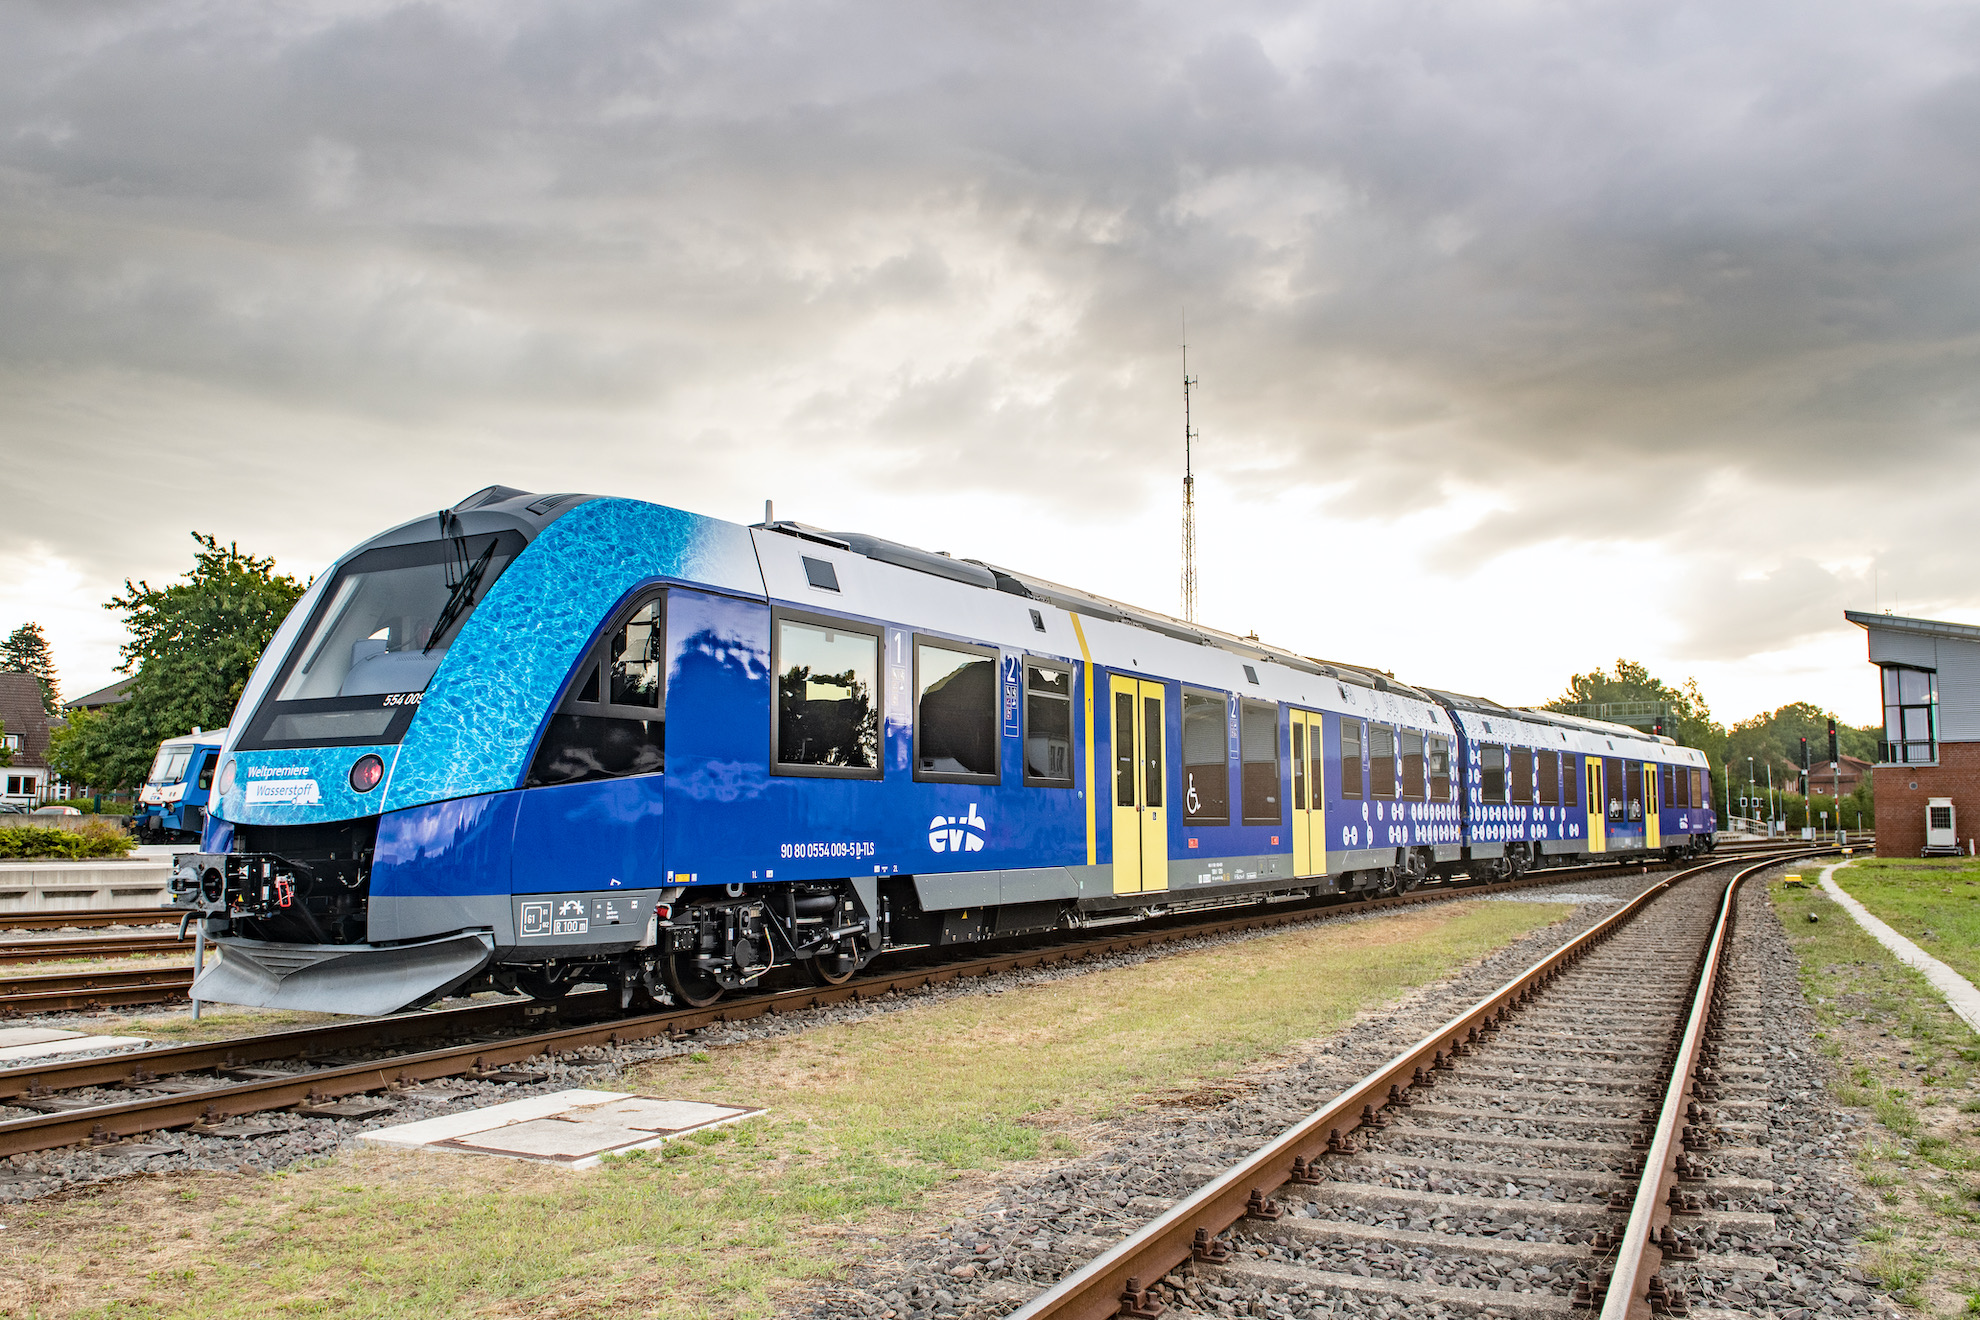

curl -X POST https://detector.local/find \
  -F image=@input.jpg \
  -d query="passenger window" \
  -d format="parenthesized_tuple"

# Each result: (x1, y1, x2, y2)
(1338, 719, 1364, 800)
(915, 639, 998, 781)
(1480, 745, 1506, 803)
(1690, 769, 1704, 808)
(1626, 760, 1644, 820)
(1399, 730, 1425, 799)
(1183, 692, 1230, 825)
(1428, 735, 1452, 801)
(1369, 725, 1396, 800)
(1510, 749, 1534, 804)
(773, 615, 881, 776)
(1538, 752, 1559, 806)
(1564, 756, 1578, 809)
(1144, 695, 1165, 807)
(527, 593, 668, 787)
(1023, 662, 1073, 786)
(1605, 758, 1625, 822)
(1240, 700, 1280, 823)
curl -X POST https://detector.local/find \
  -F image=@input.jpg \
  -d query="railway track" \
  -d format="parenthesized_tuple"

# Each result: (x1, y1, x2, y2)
(0, 908, 181, 933)
(0, 967, 197, 1016)
(0, 932, 192, 968)
(0, 851, 1740, 1159)
(1004, 846, 1825, 1320)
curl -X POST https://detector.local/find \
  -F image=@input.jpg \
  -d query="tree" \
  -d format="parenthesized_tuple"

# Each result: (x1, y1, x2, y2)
(1544, 659, 1728, 772)
(0, 623, 59, 715)
(1722, 703, 1880, 797)
(46, 534, 305, 791)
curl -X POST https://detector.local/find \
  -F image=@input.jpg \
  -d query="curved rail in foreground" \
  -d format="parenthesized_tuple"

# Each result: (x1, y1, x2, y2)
(1007, 847, 1825, 1320)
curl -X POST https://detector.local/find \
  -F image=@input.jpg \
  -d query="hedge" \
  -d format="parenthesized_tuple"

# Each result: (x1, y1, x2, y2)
(0, 823, 139, 859)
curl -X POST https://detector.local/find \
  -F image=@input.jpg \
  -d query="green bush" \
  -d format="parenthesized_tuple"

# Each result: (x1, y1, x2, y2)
(0, 821, 139, 859)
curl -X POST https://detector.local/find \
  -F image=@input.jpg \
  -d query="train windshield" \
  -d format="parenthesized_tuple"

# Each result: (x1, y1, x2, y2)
(236, 531, 525, 751)
(147, 745, 194, 785)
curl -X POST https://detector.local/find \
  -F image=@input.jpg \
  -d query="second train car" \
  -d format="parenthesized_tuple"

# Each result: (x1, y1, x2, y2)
(172, 488, 1716, 1014)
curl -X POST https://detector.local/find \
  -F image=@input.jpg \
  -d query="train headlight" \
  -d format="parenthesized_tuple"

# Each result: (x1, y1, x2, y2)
(217, 757, 236, 797)
(349, 754, 385, 793)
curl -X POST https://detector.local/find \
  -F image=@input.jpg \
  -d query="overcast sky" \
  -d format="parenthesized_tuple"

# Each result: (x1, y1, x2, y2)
(5, 0, 1977, 729)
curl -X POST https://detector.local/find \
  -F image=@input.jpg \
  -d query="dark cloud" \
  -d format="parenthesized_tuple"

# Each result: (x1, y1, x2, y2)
(4, 0, 1979, 702)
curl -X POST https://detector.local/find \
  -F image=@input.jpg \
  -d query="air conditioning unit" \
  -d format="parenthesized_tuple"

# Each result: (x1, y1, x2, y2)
(1924, 797, 1960, 856)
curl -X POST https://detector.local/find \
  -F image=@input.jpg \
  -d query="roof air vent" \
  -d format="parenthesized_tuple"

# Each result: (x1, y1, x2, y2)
(802, 557, 840, 592)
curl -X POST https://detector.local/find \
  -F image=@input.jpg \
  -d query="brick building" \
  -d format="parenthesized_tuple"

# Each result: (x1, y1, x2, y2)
(1846, 610, 1980, 856)
(0, 671, 56, 805)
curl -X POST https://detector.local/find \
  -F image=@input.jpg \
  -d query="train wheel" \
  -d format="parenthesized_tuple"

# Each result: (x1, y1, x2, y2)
(808, 951, 860, 987)
(663, 955, 725, 1008)
(514, 971, 571, 1002)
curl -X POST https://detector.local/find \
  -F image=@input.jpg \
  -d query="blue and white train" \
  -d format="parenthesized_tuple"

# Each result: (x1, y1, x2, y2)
(173, 488, 1717, 1015)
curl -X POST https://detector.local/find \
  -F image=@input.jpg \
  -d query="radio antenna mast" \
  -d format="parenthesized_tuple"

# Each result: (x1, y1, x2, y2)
(1181, 316, 1200, 624)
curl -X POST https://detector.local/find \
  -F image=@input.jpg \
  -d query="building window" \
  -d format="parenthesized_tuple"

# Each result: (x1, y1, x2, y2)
(1538, 753, 1559, 806)
(1881, 665, 1937, 763)
(1023, 661, 1073, 786)
(1181, 692, 1229, 825)
(1481, 745, 1507, 803)
(0, 733, 17, 752)
(773, 613, 882, 777)
(914, 637, 999, 782)
(1338, 719, 1364, 801)
(1240, 700, 1280, 823)
(1428, 735, 1452, 801)
(1399, 730, 1425, 800)
(1510, 748, 1534, 805)
(1369, 725, 1396, 801)
(527, 594, 668, 787)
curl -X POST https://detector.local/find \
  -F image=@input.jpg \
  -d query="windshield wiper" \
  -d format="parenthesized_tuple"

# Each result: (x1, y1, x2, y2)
(425, 538, 498, 653)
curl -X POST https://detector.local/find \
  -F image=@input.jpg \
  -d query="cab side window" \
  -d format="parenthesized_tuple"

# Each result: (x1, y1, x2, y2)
(196, 755, 216, 792)
(527, 595, 666, 787)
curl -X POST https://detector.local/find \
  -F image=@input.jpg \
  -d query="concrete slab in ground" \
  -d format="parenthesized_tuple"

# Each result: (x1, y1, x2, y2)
(360, 1089, 761, 1169)
(0, 1027, 149, 1061)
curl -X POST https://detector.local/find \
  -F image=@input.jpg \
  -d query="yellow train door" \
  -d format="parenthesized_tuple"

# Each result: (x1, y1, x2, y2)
(1291, 710, 1325, 876)
(1110, 676, 1170, 894)
(1585, 757, 1606, 853)
(1645, 764, 1661, 849)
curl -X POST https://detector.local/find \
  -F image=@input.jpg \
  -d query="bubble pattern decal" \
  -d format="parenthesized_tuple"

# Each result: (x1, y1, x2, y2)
(383, 498, 765, 813)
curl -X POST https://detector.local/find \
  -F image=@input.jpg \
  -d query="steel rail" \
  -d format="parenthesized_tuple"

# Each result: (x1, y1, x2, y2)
(0, 909, 181, 933)
(0, 933, 192, 967)
(0, 969, 198, 1015)
(0, 854, 1726, 1157)
(1004, 846, 1821, 1320)
(1599, 853, 1778, 1318)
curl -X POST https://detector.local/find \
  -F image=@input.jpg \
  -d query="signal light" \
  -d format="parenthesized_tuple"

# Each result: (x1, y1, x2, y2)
(349, 754, 385, 793)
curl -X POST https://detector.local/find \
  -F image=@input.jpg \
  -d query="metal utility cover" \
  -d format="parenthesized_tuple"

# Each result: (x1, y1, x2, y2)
(363, 1089, 761, 1169)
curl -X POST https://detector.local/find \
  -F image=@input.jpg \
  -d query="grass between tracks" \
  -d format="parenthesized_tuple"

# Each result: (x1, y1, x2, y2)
(1773, 866, 1980, 1317)
(0, 897, 1570, 1320)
